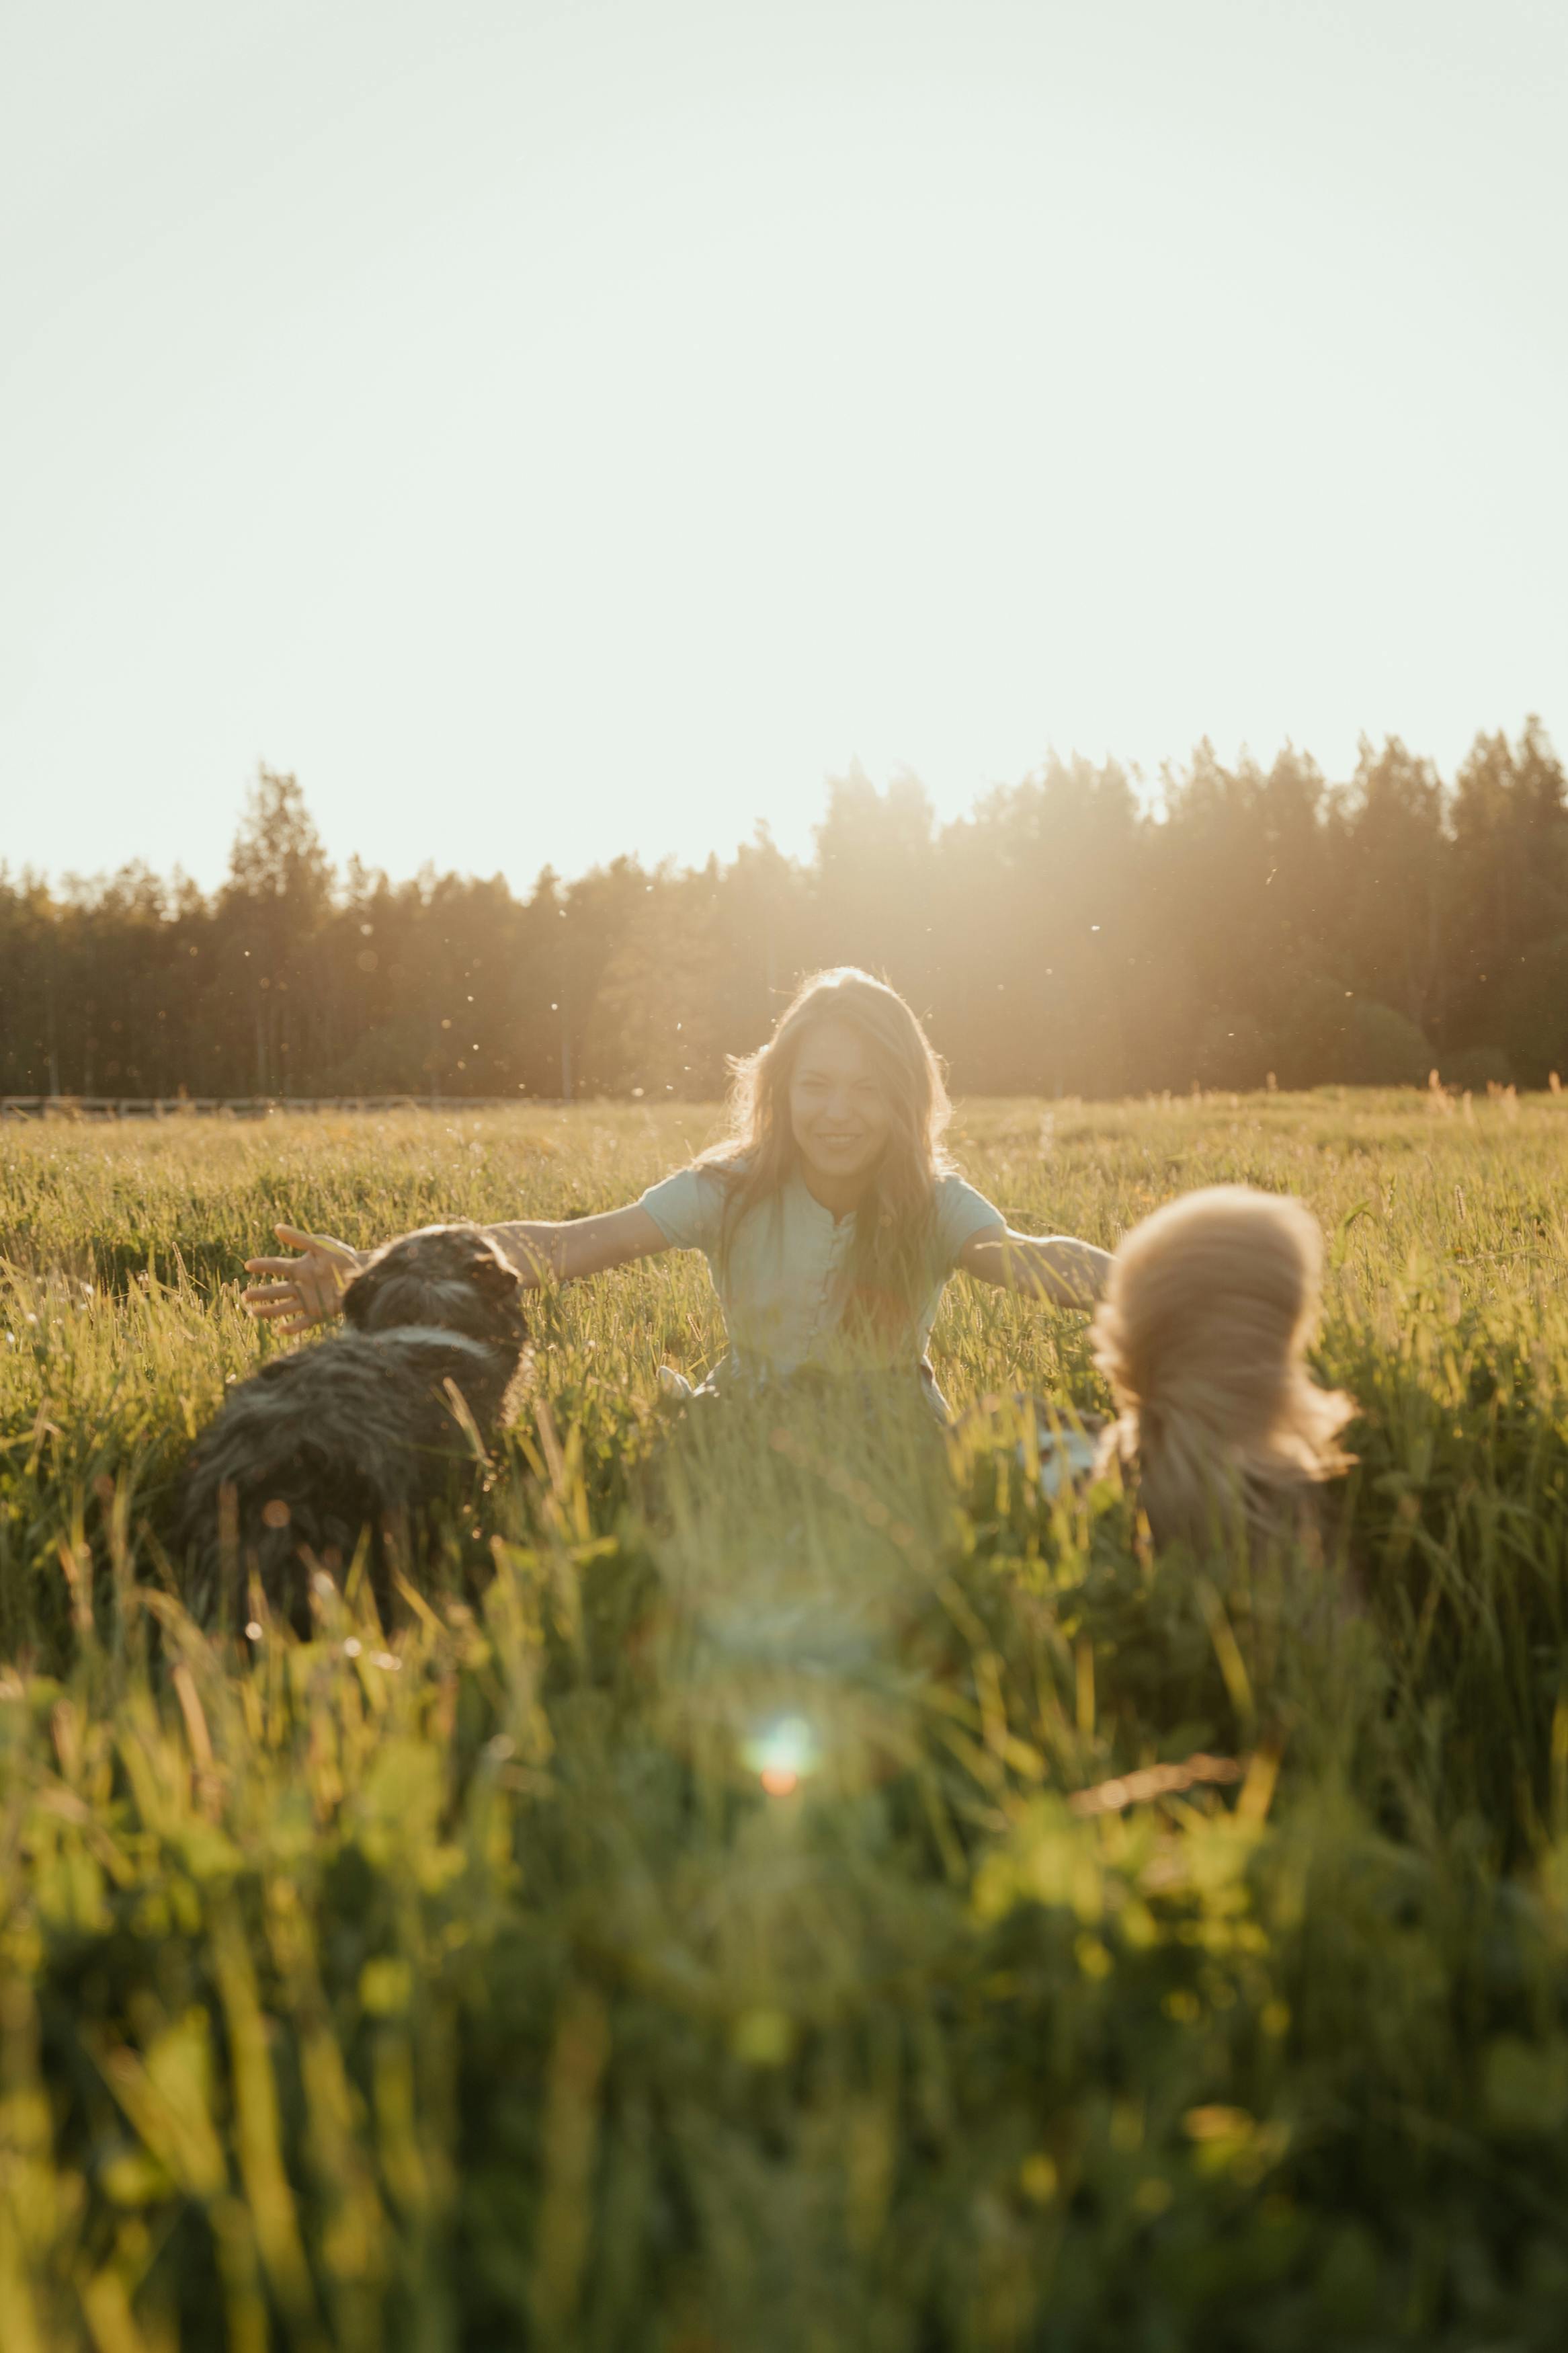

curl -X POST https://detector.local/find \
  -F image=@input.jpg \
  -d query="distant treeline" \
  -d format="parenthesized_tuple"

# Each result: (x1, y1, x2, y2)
(4, 720, 1566, 1101)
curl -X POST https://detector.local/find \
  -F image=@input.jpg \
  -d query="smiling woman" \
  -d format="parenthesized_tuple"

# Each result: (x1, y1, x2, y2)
(244, 966, 1113, 1415)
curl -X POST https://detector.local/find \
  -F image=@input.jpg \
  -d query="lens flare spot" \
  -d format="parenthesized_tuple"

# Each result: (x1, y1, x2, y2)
(743, 1712, 821, 1795)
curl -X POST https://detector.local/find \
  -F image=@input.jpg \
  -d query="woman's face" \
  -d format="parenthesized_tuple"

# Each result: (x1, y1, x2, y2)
(787, 1018, 893, 1195)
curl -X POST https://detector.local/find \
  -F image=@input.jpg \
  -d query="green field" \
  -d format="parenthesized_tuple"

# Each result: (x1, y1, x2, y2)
(4, 1090, 1568, 2350)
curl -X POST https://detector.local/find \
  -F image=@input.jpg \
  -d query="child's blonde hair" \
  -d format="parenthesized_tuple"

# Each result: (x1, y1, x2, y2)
(1091, 1185, 1356, 1550)
(700, 967, 952, 1354)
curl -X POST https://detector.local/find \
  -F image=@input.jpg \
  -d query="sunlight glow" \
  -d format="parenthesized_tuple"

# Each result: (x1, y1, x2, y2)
(2, 1, 1561, 887)
(743, 1712, 823, 1798)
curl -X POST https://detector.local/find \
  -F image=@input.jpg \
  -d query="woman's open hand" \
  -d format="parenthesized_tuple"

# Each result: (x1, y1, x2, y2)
(242, 1224, 370, 1336)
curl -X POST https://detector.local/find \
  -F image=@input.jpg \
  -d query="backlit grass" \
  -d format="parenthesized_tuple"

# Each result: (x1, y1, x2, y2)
(3, 1089, 1568, 2348)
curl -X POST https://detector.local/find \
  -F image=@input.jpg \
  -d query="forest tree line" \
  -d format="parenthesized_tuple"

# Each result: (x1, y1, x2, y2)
(3, 718, 1566, 1103)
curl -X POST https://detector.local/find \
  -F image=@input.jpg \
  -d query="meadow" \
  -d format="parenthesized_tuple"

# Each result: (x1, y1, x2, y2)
(3, 1088, 1568, 2350)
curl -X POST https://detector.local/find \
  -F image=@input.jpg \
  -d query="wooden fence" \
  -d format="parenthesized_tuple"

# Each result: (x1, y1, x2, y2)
(0, 1095, 536, 1121)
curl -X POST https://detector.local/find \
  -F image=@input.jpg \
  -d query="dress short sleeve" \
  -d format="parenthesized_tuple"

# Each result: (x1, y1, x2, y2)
(932, 1173, 1005, 1270)
(638, 1165, 731, 1253)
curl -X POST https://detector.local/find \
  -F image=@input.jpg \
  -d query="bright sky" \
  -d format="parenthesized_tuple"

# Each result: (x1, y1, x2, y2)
(3, 0, 1564, 895)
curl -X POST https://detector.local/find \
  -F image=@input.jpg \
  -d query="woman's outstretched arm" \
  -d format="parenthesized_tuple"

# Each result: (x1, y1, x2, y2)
(243, 1204, 671, 1335)
(483, 1204, 670, 1284)
(957, 1224, 1112, 1310)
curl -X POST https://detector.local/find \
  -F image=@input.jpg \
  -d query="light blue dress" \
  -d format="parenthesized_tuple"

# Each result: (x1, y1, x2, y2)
(638, 1163, 1004, 1414)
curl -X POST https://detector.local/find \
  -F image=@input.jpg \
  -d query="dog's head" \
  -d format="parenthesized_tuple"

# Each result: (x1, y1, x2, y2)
(1093, 1185, 1325, 1421)
(342, 1224, 528, 1348)
(1091, 1186, 1354, 1539)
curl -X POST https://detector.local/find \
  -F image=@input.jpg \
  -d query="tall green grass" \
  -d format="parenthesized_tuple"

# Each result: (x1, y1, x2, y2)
(3, 1090, 1568, 2348)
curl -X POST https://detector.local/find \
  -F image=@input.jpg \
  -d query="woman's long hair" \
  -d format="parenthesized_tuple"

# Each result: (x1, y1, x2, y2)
(697, 967, 952, 1357)
(1090, 1185, 1356, 1552)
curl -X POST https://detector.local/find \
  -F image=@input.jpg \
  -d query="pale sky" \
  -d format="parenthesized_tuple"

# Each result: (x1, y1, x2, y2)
(3, 0, 1564, 895)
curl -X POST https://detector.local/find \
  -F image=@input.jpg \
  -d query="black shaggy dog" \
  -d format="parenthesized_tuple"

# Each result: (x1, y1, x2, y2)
(179, 1224, 530, 1630)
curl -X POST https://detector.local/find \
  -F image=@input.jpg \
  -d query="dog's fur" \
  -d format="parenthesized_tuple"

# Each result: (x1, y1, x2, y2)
(1089, 1185, 1355, 1552)
(179, 1224, 529, 1628)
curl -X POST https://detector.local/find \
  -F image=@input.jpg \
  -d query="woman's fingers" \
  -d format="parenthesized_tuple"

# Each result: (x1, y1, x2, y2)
(243, 1293, 329, 1330)
(241, 1224, 368, 1324)
(273, 1223, 358, 1264)
(241, 1267, 341, 1326)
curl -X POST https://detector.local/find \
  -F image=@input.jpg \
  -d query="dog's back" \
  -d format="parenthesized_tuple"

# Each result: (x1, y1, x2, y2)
(179, 1225, 528, 1628)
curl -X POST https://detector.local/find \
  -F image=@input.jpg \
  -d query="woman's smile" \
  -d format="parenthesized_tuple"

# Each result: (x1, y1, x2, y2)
(788, 1019, 894, 1207)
